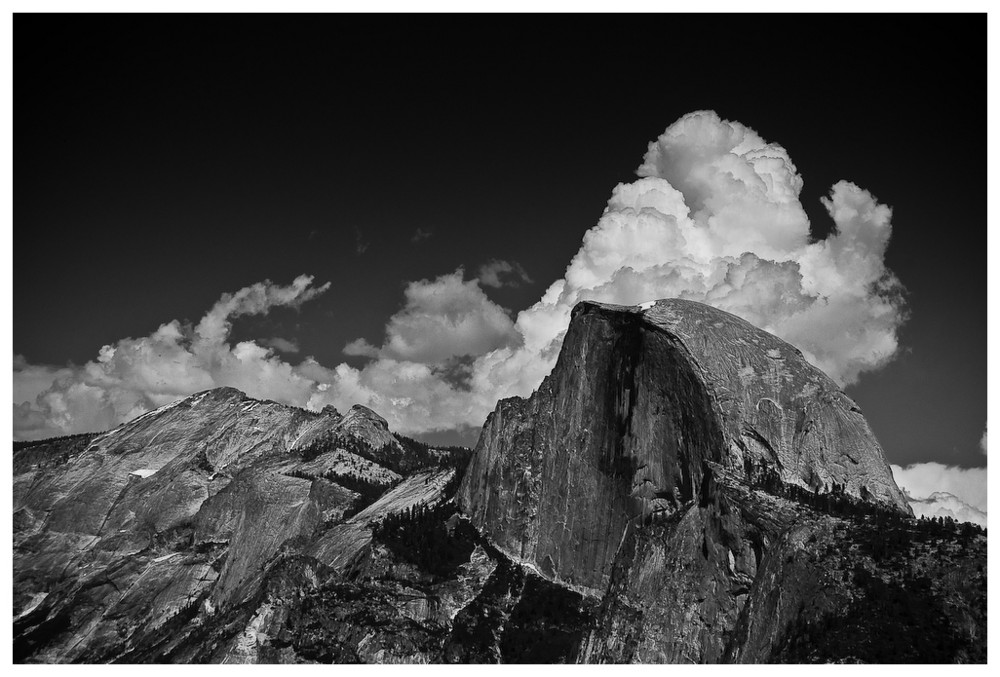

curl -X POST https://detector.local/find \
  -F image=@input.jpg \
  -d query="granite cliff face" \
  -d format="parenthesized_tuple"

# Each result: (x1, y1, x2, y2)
(579, 462, 986, 663)
(454, 299, 982, 663)
(458, 299, 909, 594)
(14, 299, 985, 663)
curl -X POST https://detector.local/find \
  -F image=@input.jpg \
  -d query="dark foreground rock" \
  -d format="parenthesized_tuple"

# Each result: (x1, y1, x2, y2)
(579, 462, 986, 663)
(13, 299, 986, 663)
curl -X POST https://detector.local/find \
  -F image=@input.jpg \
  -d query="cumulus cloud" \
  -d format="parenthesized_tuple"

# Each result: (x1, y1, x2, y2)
(522, 112, 905, 386)
(891, 462, 987, 526)
(14, 276, 330, 440)
(13, 269, 526, 440)
(303, 358, 491, 434)
(891, 463, 987, 513)
(13, 354, 73, 406)
(342, 269, 520, 364)
(14, 111, 912, 441)
(342, 338, 380, 359)
(477, 259, 533, 288)
(904, 491, 987, 528)
(321, 111, 908, 434)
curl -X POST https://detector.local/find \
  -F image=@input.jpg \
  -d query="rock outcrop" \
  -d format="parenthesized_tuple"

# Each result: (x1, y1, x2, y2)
(13, 388, 461, 662)
(458, 299, 909, 594)
(579, 462, 986, 663)
(455, 299, 982, 663)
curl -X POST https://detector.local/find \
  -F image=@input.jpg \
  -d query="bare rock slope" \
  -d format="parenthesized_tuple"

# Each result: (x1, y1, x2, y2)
(457, 299, 982, 663)
(459, 299, 909, 594)
(13, 389, 462, 662)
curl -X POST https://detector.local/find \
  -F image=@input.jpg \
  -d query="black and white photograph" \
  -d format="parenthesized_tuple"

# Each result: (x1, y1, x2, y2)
(6, 4, 992, 665)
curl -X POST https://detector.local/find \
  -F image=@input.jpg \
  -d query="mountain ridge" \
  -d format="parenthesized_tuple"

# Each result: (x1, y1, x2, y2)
(13, 299, 984, 663)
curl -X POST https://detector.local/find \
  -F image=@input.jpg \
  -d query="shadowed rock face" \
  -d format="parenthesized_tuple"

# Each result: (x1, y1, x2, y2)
(458, 299, 909, 594)
(577, 463, 985, 664)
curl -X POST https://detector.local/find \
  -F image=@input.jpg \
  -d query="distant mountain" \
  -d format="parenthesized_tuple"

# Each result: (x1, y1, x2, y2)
(13, 388, 468, 661)
(13, 300, 985, 663)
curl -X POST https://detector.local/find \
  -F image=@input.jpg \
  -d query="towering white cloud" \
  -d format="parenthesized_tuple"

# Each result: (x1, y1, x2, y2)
(322, 111, 908, 433)
(489, 111, 904, 392)
(15, 111, 912, 441)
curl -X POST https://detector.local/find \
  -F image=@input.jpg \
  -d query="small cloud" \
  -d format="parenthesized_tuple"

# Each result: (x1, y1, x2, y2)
(307, 229, 321, 240)
(195, 275, 330, 345)
(343, 338, 380, 358)
(477, 259, 534, 288)
(980, 426, 987, 455)
(411, 227, 433, 244)
(342, 269, 521, 365)
(354, 226, 370, 256)
(13, 275, 330, 440)
(260, 337, 300, 354)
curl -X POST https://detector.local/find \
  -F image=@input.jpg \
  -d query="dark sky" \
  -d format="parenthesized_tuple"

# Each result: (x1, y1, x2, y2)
(15, 14, 985, 467)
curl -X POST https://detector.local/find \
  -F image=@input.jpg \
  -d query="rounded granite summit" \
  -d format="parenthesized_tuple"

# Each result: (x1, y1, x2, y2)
(633, 298, 908, 512)
(460, 298, 909, 594)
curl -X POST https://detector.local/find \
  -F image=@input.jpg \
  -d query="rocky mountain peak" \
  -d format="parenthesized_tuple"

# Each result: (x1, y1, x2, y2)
(630, 298, 906, 509)
(459, 298, 909, 594)
(343, 403, 389, 426)
(334, 404, 398, 453)
(192, 385, 248, 403)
